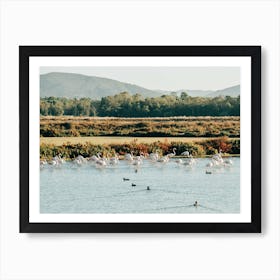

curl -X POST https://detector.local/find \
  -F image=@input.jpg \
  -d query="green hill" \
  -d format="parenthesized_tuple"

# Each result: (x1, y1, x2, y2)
(40, 72, 161, 99)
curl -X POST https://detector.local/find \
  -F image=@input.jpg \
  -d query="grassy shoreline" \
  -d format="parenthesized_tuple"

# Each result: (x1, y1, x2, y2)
(40, 136, 240, 146)
(40, 136, 240, 160)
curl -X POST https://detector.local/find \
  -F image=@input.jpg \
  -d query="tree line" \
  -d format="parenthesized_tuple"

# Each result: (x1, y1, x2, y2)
(40, 92, 240, 117)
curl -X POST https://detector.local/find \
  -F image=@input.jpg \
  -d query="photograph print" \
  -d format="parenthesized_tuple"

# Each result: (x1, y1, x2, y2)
(20, 46, 261, 232)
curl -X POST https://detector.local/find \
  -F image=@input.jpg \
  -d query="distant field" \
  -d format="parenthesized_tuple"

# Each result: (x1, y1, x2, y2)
(40, 136, 240, 146)
(40, 116, 240, 138)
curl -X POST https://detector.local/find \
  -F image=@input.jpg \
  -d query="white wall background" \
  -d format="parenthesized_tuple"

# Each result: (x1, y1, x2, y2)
(0, 0, 279, 279)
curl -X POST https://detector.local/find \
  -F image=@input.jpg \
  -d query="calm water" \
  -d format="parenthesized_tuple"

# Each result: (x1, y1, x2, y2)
(40, 158, 240, 213)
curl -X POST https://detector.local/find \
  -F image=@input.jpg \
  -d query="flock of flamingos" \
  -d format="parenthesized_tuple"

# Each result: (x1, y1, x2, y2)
(40, 148, 234, 173)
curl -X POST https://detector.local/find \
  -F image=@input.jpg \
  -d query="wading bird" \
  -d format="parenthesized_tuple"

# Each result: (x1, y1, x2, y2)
(149, 151, 159, 161)
(166, 148, 177, 158)
(95, 156, 107, 167)
(40, 159, 48, 168)
(157, 155, 169, 163)
(181, 150, 190, 156)
(88, 153, 101, 162)
(110, 153, 119, 165)
(48, 156, 59, 166)
(73, 155, 87, 165)
(124, 152, 134, 161)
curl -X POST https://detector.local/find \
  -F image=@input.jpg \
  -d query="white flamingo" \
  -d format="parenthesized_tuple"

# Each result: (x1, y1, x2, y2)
(149, 150, 160, 161)
(48, 156, 59, 166)
(181, 150, 190, 156)
(207, 149, 234, 167)
(157, 155, 169, 163)
(139, 152, 146, 160)
(88, 153, 101, 162)
(49, 160, 57, 166)
(132, 155, 143, 166)
(124, 152, 134, 161)
(95, 157, 107, 167)
(77, 155, 87, 162)
(210, 149, 225, 166)
(166, 148, 177, 158)
(73, 155, 87, 165)
(57, 154, 65, 164)
(40, 159, 47, 165)
(110, 153, 119, 165)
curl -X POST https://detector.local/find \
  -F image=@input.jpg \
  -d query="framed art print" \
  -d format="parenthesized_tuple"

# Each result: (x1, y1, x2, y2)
(20, 46, 261, 233)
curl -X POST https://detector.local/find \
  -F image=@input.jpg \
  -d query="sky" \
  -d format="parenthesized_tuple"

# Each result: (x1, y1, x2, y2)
(40, 67, 240, 91)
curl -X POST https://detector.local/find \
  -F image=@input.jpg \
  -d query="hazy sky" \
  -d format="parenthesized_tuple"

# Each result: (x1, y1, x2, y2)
(40, 67, 240, 91)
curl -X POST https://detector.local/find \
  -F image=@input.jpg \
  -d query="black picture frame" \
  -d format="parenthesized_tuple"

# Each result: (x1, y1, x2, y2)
(20, 46, 261, 233)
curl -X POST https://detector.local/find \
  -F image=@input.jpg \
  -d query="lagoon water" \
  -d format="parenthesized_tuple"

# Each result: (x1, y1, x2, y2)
(40, 158, 240, 214)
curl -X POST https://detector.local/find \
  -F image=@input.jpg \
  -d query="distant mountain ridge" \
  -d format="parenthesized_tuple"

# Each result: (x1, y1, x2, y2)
(208, 85, 240, 97)
(174, 85, 240, 98)
(40, 72, 240, 99)
(40, 72, 159, 99)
